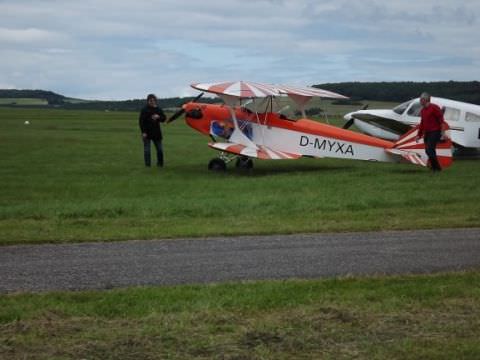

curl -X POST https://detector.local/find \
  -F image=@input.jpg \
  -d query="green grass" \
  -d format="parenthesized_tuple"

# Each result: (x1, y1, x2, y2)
(1, 106, 479, 359)
(1, 271, 479, 359)
(0, 98, 48, 105)
(1, 106, 479, 245)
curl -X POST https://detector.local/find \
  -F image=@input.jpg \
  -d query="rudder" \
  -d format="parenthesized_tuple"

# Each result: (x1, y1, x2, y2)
(386, 125, 453, 168)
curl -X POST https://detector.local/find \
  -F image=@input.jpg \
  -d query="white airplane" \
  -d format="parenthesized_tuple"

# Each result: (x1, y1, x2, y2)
(343, 97, 480, 150)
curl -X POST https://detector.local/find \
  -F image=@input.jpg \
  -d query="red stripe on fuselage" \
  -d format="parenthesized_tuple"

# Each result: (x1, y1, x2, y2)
(185, 103, 394, 149)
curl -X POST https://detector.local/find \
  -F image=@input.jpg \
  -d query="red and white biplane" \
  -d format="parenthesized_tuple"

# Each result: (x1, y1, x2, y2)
(168, 81, 453, 171)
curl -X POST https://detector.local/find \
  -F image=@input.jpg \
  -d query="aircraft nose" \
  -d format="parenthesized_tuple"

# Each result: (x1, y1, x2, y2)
(167, 92, 204, 123)
(343, 112, 356, 129)
(185, 108, 203, 119)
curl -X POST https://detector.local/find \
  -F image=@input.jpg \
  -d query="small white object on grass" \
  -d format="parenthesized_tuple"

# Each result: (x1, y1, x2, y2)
(24, 121, 30, 125)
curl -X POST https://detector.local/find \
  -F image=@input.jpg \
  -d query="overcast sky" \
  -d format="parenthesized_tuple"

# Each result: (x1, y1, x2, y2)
(1, 0, 479, 100)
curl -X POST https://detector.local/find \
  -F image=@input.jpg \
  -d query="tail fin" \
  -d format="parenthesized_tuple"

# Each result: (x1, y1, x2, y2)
(386, 125, 453, 168)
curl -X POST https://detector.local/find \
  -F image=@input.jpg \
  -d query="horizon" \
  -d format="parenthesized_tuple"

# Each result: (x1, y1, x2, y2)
(2, 79, 480, 102)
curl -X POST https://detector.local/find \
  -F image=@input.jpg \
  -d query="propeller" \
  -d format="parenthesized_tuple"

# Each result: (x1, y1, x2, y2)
(167, 92, 204, 123)
(343, 118, 355, 129)
(343, 103, 369, 129)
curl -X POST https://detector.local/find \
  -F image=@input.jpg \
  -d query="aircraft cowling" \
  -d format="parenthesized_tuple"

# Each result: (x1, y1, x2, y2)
(348, 109, 403, 123)
(184, 103, 233, 137)
(353, 120, 401, 141)
(344, 109, 410, 139)
(183, 103, 209, 136)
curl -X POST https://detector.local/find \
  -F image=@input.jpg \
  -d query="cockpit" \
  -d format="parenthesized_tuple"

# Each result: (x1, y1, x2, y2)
(240, 97, 299, 121)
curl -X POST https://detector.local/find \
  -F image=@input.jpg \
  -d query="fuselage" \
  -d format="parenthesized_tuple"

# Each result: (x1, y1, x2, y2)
(184, 102, 398, 163)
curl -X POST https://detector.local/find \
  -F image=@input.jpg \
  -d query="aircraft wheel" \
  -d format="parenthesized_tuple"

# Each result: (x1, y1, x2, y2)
(208, 158, 227, 171)
(235, 156, 253, 170)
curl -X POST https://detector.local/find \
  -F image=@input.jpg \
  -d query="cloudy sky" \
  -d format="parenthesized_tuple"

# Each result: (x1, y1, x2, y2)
(1, 0, 479, 100)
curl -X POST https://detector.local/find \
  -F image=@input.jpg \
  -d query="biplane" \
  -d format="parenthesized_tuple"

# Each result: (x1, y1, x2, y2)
(168, 81, 453, 171)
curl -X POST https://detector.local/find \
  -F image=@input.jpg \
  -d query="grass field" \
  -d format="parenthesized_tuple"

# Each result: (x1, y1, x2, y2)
(1, 272, 479, 359)
(1, 106, 479, 359)
(0, 106, 479, 245)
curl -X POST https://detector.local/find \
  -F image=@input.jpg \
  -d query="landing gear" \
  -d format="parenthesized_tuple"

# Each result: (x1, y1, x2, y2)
(235, 156, 253, 170)
(207, 155, 253, 171)
(208, 157, 227, 171)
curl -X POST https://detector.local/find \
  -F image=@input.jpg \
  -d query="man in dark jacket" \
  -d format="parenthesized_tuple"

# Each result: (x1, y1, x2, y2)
(416, 92, 446, 172)
(139, 94, 166, 167)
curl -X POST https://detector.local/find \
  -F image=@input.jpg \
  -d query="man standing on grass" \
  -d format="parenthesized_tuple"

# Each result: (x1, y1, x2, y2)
(139, 94, 166, 167)
(416, 92, 446, 172)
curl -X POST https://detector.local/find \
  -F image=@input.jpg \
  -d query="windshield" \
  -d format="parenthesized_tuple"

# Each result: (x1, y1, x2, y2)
(242, 97, 298, 119)
(393, 100, 413, 115)
(406, 101, 422, 117)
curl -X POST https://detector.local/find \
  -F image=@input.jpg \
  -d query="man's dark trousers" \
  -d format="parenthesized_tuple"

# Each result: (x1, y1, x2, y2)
(143, 138, 163, 167)
(424, 130, 442, 171)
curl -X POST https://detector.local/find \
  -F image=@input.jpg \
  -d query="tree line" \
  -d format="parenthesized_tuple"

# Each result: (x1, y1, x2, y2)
(313, 81, 480, 105)
(0, 89, 220, 110)
(59, 97, 221, 111)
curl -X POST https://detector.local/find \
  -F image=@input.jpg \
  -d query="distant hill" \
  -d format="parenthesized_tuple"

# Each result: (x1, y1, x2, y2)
(0, 90, 221, 111)
(313, 81, 480, 105)
(0, 89, 67, 105)
(2, 81, 479, 110)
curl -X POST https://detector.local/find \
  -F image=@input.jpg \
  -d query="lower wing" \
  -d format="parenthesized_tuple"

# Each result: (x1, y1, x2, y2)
(208, 142, 302, 160)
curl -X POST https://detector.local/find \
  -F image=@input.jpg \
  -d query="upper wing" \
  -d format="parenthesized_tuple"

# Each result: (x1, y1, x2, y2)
(208, 142, 302, 160)
(275, 84, 348, 99)
(192, 81, 279, 98)
(191, 81, 347, 100)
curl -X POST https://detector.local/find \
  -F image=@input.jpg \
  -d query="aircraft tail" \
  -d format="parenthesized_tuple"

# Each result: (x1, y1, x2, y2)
(386, 125, 453, 168)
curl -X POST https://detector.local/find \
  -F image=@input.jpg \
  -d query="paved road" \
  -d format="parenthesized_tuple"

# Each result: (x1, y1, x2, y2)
(1, 228, 479, 293)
